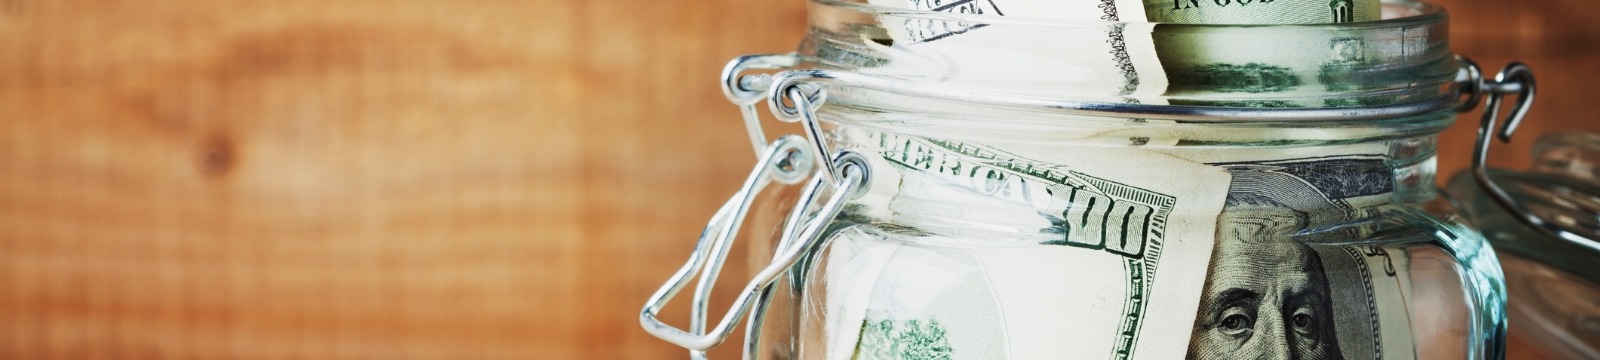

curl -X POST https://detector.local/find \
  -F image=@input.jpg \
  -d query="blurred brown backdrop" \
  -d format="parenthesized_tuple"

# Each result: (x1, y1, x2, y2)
(0, 0, 1593, 358)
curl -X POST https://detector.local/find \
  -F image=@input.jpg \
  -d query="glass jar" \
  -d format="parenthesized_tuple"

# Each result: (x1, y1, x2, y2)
(1446, 132, 1600, 359)
(641, 0, 1526, 359)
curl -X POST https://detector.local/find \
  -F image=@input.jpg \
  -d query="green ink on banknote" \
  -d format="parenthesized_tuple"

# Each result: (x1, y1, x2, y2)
(855, 319, 955, 360)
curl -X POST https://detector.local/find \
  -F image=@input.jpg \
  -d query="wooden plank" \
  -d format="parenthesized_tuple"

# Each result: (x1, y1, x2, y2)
(0, 0, 1591, 358)
(0, 0, 803, 358)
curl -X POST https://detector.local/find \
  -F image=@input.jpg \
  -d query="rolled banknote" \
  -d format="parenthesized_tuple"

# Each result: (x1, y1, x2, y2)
(859, 0, 1378, 24)
(842, 0, 1396, 105)
(1149, 5, 1447, 108)
(1188, 152, 1418, 360)
(848, 0, 1173, 101)
(1146, 0, 1380, 24)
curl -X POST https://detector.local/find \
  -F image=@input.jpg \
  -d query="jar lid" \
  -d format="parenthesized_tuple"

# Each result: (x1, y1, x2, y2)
(1449, 132, 1600, 358)
(1469, 133, 1600, 273)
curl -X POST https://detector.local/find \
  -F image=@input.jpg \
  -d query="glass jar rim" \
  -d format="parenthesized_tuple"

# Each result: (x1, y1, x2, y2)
(797, 0, 1463, 129)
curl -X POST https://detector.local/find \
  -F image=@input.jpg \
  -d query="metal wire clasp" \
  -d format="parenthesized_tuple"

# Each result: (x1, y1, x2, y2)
(638, 136, 868, 351)
(722, 54, 802, 155)
(721, 54, 849, 185)
(643, 54, 873, 358)
(1462, 58, 1600, 250)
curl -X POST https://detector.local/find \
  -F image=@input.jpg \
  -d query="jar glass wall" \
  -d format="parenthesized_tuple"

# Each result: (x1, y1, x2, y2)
(730, 1, 1508, 359)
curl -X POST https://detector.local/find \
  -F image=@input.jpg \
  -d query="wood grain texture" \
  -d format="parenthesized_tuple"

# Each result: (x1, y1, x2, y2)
(0, 0, 1590, 358)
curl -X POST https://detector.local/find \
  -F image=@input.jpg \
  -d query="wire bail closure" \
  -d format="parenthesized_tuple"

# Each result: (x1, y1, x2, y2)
(1463, 59, 1598, 251)
(722, 54, 802, 155)
(640, 54, 871, 358)
(637, 134, 866, 353)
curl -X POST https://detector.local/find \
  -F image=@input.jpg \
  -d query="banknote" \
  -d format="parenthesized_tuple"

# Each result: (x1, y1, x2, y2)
(811, 131, 1232, 360)
(834, 0, 1399, 107)
(806, 131, 1426, 359)
(847, 0, 1169, 101)
(1188, 153, 1417, 360)
(1145, 0, 1380, 24)
(1150, 17, 1449, 108)
(856, 0, 1378, 23)
(798, 2, 1419, 359)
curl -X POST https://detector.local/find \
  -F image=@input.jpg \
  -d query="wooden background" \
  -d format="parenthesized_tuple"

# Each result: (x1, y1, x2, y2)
(0, 0, 1593, 358)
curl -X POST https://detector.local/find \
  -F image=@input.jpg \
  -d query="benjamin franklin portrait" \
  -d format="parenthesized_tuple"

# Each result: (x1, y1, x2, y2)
(1188, 171, 1345, 360)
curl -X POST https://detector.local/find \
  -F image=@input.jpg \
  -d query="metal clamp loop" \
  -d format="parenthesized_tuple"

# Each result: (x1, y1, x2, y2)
(784, 86, 844, 184)
(721, 54, 801, 155)
(1463, 61, 1600, 250)
(722, 54, 800, 106)
(1453, 55, 1487, 113)
(640, 134, 868, 352)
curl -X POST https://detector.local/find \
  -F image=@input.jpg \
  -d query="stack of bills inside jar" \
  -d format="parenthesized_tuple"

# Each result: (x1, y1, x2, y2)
(845, 0, 1403, 106)
(814, 1, 1426, 359)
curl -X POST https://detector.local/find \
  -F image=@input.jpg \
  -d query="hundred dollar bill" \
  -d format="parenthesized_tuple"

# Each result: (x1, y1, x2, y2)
(1186, 150, 1418, 360)
(813, 131, 1232, 360)
(850, 0, 1170, 101)
(1320, 244, 1417, 359)
(1150, 17, 1449, 108)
